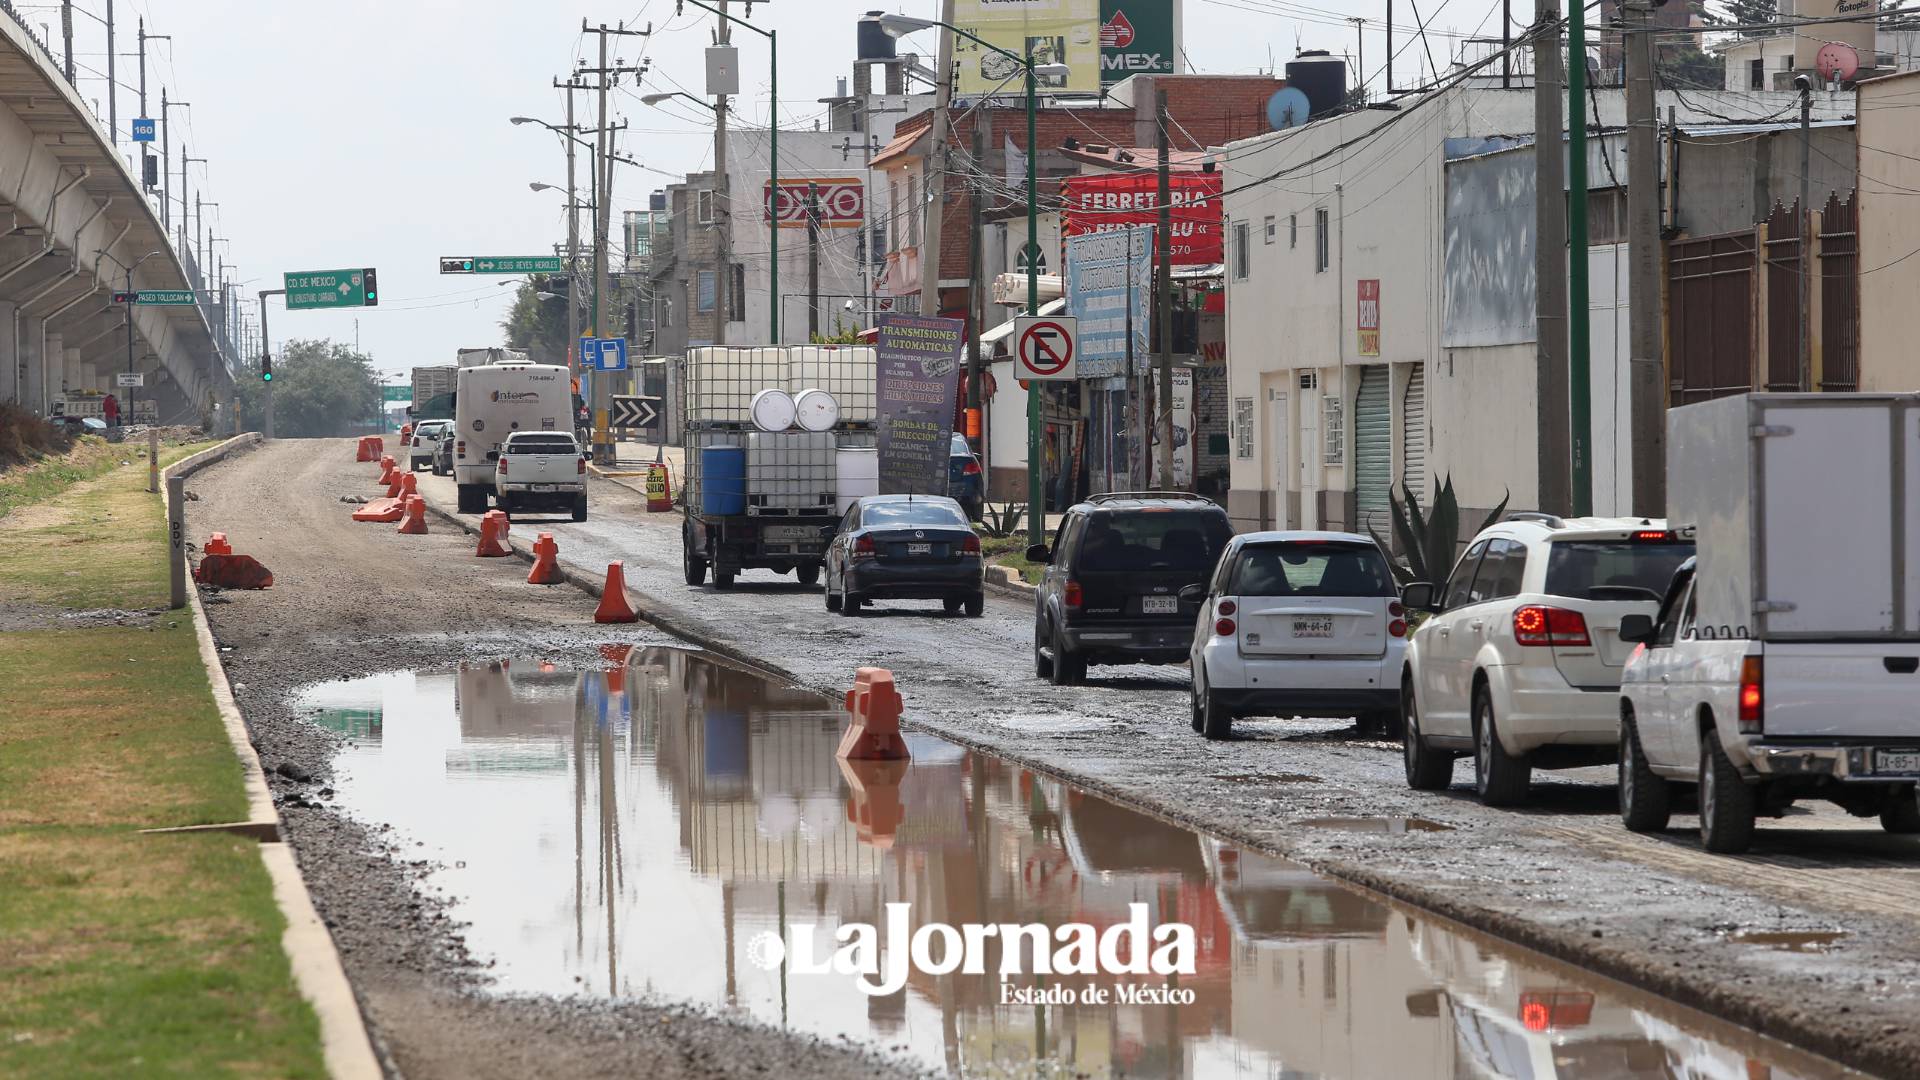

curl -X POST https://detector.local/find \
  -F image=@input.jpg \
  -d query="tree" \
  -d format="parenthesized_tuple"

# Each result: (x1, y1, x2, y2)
(502, 276, 571, 367)
(232, 338, 382, 438)
(1710, 0, 1778, 37)
(1657, 44, 1726, 89)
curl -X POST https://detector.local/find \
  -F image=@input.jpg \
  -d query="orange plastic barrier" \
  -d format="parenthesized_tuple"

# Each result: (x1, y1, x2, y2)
(355, 437, 377, 462)
(527, 532, 564, 584)
(351, 498, 405, 523)
(377, 455, 397, 485)
(195, 553, 274, 589)
(594, 561, 639, 623)
(203, 532, 232, 557)
(838, 757, 910, 849)
(475, 510, 512, 557)
(385, 470, 417, 500)
(837, 667, 910, 761)
(396, 495, 428, 535)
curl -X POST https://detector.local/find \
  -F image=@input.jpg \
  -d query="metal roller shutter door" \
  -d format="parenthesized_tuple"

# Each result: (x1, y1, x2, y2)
(1401, 365, 1426, 501)
(1354, 365, 1392, 536)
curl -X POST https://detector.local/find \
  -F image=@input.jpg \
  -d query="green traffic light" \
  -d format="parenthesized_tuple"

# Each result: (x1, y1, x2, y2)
(262, 372, 272, 382)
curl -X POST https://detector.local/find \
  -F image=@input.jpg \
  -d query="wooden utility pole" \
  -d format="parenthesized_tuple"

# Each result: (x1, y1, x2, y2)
(1625, 0, 1665, 514)
(966, 120, 989, 456)
(1154, 88, 1176, 489)
(1533, 4, 1571, 515)
(919, 0, 958, 316)
(806, 182, 821, 339)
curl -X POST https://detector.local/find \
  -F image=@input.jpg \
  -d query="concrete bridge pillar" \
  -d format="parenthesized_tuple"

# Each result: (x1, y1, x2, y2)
(63, 346, 82, 396)
(45, 333, 65, 397)
(0, 302, 16, 404)
(80, 361, 98, 393)
(20, 315, 45, 413)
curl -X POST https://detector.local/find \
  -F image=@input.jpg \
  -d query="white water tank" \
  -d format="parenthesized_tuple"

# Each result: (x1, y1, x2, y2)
(835, 447, 879, 514)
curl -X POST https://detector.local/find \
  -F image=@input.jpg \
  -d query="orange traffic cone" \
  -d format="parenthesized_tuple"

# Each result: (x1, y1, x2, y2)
(837, 668, 910, 761)
(527, 532, 564, 584)
(204, 532, 232, 556)
(396, 495, 429, 534)
(594, 562, 639, 623)
(475, 510, 511, 557)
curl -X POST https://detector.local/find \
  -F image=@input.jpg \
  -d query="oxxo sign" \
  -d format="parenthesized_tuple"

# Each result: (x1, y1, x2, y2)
(1015, 316, 1079, 382)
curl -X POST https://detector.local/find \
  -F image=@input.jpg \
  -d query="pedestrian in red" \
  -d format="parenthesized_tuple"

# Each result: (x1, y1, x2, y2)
(103, 393, 120, 428)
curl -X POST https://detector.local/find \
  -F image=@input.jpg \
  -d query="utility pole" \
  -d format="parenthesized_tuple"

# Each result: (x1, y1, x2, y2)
(1797, 76, 1813, 392)
(258, 289, 283, 440)
(713, 4, 732, 348)
(555, 77, 584, 378)
(1567, 0, 1592, 515)
(967, 118, 989, 458)
(920, 0, 958, 316)
(579, 20, 648, 465)
(1533, 1, 1571, 515)
(1154, 88, 1176, 489)
(1347, 17, 1367, 101)
(61, 1, 74, 83)
(160, 94, 188, 233)
(806, 181, 821, 339)
(1625, 0, 1664, 514)
(105, 0, 116, 142)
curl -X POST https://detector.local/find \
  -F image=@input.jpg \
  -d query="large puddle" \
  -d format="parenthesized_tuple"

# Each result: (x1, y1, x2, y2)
(299, 648, 1861, 1079)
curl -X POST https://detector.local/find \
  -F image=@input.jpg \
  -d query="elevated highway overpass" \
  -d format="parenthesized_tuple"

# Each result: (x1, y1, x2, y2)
(0, 7, 236, 428)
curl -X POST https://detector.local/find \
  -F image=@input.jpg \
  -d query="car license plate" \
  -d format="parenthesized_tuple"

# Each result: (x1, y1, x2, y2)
(1141, 596, 1178, 614)
(767, 525, 816, 541)
(1874, 749, 1920, 775)
(532, 484, 557, 493)
(907, 542, 932, 555)
(1292, 617, 1335, 638)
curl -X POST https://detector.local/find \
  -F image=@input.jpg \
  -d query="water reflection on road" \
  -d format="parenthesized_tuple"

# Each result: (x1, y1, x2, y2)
(298, 648, 1859, 1079)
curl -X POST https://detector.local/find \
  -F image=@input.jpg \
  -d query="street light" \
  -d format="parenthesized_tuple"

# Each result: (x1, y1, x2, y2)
(96, 249, 167, 397)
(880, 14, 1065, 547)
(639, 90, 715, 111)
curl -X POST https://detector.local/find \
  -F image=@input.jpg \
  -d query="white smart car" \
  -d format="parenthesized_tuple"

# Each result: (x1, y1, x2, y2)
(1187, 531, 1408, 740)
(1398, 514, 1695, 805)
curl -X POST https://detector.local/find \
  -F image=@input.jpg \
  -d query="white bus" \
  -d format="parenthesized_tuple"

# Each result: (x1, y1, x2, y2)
(451, 362, 571, 513)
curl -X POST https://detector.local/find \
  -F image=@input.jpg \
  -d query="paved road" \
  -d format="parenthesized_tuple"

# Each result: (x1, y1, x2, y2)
(404, 459, 1920, 1078)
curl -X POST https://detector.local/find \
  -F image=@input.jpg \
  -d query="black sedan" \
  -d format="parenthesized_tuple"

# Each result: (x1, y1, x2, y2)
(823, 495, 985, 617)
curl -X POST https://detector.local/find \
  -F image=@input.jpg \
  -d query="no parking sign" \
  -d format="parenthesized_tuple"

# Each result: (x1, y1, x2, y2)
(1014, 316, 1078, 381)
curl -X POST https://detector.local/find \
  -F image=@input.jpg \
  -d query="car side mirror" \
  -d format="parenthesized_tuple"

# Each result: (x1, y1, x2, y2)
(1178, 583, 1207, 603)
(1025, 544, 1050, 564)
(1402, 582, 1438, 612)
(1618, 613, 1655, 644)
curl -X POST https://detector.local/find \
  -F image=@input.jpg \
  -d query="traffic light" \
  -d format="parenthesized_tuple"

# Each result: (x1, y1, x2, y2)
(261, 355, 273, 382)
(362, 267, 378, 307)
(142, 154, 158, 188)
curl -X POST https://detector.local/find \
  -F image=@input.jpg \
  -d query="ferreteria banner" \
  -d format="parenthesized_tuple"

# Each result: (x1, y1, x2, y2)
(1061, 171, 1223, 265)
(875, 314, 965, 496)
(953, 0, 1101, 96)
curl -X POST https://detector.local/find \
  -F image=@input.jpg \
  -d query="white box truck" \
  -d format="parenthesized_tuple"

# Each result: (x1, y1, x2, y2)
(1618, 393, 1920, 852)
(451, 363, 572, 513)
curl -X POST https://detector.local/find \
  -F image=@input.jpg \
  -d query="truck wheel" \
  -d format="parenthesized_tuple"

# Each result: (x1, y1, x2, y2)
(795, 563, 821, 587)
(712, 565, 736, 590)
(682, 550, 707, 587)
(1880, 788, 1920, 834)
(1049, 622, 1085, 686)
(1402, 676, 1455, 791)
(1472, 690, 1532, 807)
(456, 484, 487, 514)
(1033, 619, 1055, 678)
(572, 494, 588, 522)
(1699, 727, 1758, 854)
(1619, 712, 1672, 833)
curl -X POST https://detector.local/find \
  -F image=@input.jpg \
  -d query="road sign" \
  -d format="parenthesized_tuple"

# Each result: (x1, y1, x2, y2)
(111, 291, 135, 304)
(440, 256, 565, 274)
(1014, 316, 1078, 381)
(284, 268, 377, 310)
(612, 394, 660, 430)
(132, 289, 195, 306)
(382, 386, 412, 402)
(131, 118, 155, 142)
(116, 373, 145, 388)
(586, 337, 628, 372)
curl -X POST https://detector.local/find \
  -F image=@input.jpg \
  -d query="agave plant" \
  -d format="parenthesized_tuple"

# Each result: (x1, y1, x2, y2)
(1369, 475, 1510, 586)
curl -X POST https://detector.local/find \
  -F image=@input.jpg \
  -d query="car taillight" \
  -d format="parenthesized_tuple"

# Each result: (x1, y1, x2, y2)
(1217, 599, 1237, 617)
(1512, 605, 1591, 647)
(1519, 991, 1594, 1032)
(1064, 581, 1083, 609)
(853, 535, 877, 559)
(456, 440, 466, 457)
(498, 458, 508, 475)
(1631, 530, 1672, 542)
(961, 534, 981, 554)
(1389, 601, 1404, 617)
(578, 456, 587, 475)
(1389, 619, 1407, 637)
(1215, 617, 1237, 636)
(412, 437, 421, 447)
(1738, 656, 1763, 733)
(962, 460, 981, 476)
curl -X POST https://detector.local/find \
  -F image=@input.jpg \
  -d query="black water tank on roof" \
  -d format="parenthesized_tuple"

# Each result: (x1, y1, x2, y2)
(1286, 50, 1348, 118)
(857, 11, 897, 62)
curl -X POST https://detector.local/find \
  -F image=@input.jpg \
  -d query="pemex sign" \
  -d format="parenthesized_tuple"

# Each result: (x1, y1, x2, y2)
(1100, 0, 1179, 85)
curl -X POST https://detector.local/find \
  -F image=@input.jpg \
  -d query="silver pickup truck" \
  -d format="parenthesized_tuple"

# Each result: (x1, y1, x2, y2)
(493, 431, 587, 521)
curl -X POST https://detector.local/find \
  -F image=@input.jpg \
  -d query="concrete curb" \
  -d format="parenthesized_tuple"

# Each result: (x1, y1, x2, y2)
(420, 491, 1899, 1080)
(170, 435, 382, 1080)
(983, 562, 1035, 600)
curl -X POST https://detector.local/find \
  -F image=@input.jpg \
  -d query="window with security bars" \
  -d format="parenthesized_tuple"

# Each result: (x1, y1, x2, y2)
(1232, 222, 1250, 280)
(729, 264, 747, 322)
(1234, 397, 1254, 459)
(1323, 395, 1344, 465)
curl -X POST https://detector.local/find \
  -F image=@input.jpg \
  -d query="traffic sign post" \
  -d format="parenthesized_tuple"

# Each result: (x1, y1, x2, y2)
(440, 256, 566, 274)
(116, 373, 145, 388)
(586, 337, 628, 372)
(284, 268, 379, 310)
(131, 118, 156, 142)
(381, 386, 413, 402)
(120, 289, 196, 306)
(1014, 316, 1079, 382)
(611, 395, 660, 430)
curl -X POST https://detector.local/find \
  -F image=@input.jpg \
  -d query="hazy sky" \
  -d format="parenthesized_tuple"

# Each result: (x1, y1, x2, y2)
(39, 0, 1503, 379)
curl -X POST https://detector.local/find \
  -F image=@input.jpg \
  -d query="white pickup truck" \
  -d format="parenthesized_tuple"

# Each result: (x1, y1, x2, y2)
(494, 431, 588, 521)
(1619, 393, 1920, 852)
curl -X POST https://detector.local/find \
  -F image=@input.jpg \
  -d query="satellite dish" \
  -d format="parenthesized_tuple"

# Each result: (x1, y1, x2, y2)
(1267, 87, 1313, 131)
(1816, 42, 1859, 83)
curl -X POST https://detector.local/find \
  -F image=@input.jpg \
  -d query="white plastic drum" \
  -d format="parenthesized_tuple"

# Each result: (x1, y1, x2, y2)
(749, 388, 797, 432)
(792, 388, 841, 432)
(835, 447, 880, 514)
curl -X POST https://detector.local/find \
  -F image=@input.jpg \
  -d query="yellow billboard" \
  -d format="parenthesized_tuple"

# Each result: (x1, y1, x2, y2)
(953, 0, 1102, 96)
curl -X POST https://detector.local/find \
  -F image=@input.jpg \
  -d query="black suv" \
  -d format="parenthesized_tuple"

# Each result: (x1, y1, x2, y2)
(1028, 492, 1233, 685)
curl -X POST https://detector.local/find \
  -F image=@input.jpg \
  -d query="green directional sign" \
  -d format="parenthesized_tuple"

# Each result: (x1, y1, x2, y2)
(442, 256, 565, 275)
(382, 386, 413, 402)
(134, 289, 196, 306)
(285, 268, 378, 310)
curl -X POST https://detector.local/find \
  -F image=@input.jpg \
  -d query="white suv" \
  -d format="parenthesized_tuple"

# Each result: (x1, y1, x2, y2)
(1398, 515, 1695, 805)
(1188, 532, 1407, 740)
